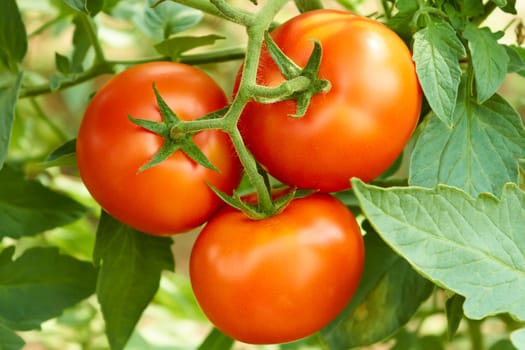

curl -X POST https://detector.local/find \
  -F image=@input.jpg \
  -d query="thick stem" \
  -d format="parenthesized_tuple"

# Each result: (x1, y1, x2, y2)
(210, 0, 255, 26)
(220, 0, 291, 214)
(467, 318, 484, 350)
(169, 0, 256, 24)
(78, 14, 105, 64)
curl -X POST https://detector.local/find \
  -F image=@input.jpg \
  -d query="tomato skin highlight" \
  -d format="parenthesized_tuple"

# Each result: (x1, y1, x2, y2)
(238, 10, 422, 192)
(76, 62, 242, 235)
(190, 194, 364, 344)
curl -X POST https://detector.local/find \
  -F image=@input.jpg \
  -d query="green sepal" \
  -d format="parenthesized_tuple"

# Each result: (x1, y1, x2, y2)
(178, 133, 219, 172)
(272, 187, 297, 213)
(153, 83, 179, 125)
(263, 33, 330, 118)
(127, 115, 168, 135)
(137, 138, 180, 173)
(207, 183, 263, 219)
(127, 83, 219, 172)
(264, 31, 302, 79)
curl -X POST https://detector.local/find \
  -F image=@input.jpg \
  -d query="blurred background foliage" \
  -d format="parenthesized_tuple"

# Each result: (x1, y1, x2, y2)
(9, 0, 525, 349)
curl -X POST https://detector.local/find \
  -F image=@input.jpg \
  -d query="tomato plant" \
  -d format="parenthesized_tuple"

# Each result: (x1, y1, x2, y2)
(76, 62, 242, 235)
(190, 194, 364, 344)
(238, 9, 422, 192)
(3, 0, 525, 349)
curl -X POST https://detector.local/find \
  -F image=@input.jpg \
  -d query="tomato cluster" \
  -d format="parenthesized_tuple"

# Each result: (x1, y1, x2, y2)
(77, 8, 420, 346)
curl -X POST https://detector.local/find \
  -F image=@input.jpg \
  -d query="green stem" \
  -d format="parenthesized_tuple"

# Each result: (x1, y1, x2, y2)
(221, 0, 291, 214)
(466, 318, 484, 350)
(20, 62, 114, 98)
(210, 0, 255, 26)
(249, 76, 311, 102)
(78, 14, 105, 64)
(19, 47, 245, 98)
(169, 0, 256, 24)
(28, 14, 69, 38)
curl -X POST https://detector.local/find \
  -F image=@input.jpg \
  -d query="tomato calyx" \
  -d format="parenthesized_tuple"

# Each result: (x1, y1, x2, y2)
(128, 84, 220, 173)
(262, 32, 331, 117)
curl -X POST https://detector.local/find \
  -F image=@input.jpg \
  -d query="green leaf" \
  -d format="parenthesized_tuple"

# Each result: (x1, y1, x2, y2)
(102, 0, 123, 13)
(463, 24, 509, 103)
(490, 339, 516, 350)
(154, 35, 224, 61)
(0, 247, 97, 330)
(55, 52, 72, 75)
(0, 72, 22, 169)
(293, 0, 323, 12)
(141, 0, 203, 40)
(0, 0, 27, 70)
(45, 139, 77, 163)
(71, 14, 92, 71)
(94, 212, 174, 350)
(321, 228, 434, 348)
(457, 0, 484, 17)
(61, 0, 103, 15)
(352, 179, 525, 321)
(410, 89, 525, 197)
(505, 45, 525, 76)
(386, 0, 417, 42)
(197, 328, 234, 350)
(495, 0, 517, 14)
(511, 328, 525, 348)
(0, 164, 87, 238)
(413, 21, 466, 126)
(0, 323, 24, 350)
(42, 139, 77, 168)
(445, 294, 465, 340)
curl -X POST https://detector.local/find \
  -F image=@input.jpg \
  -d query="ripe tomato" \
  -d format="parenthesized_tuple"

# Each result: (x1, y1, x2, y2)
(190, 194, 364, 344)
(76, 62, 242, 235)
(238, 10, 422, 192)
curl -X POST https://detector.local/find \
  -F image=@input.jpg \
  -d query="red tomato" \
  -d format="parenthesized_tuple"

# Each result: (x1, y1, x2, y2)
(76, 62, 242, 235)
(238, 10, 422, 192)
(190, 194, 364, 344)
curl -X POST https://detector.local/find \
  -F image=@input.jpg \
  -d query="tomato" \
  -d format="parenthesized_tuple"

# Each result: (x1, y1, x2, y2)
(190, 194, 364, 344)
(238, 9, 422, 192)
(76, 62, 242, 235)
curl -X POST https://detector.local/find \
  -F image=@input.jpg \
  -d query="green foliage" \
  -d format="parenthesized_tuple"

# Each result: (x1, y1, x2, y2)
(352, 179, 525, 320)
(93, 212, 174, 350)
(410, 89, 525, 197)
(321, 228, 434, 348)
(445, 294, 465, 340)
(0, 0, 27, 71)
(0, 246, 97, 330)
(140, 0, 203, 40)
(413, 21, 465, 126)
(0, 74, 22, 168)
(154, 34, 225, 61)
(0, 323, 25, 350)
(61, 0, 104, 16)
(0, 165, 87, 238)
(196, 328, 234, 350)
(462, 24, 509, 103)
